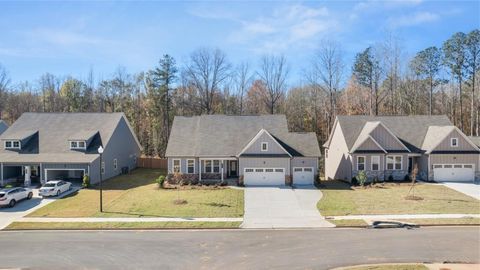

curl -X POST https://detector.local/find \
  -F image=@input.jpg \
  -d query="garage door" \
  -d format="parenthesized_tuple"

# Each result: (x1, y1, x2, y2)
(244, 168, 285, 186)
(293, 167, 314, 185)
(433, 164, 474, 182)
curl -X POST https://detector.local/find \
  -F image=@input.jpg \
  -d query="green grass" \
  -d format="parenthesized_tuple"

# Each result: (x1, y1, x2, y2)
(397, 218, 480, 226)
(340, 264, 428, 270)
(29, 168, 244, 218)
(329, 219, 369, 227)
(317, 180, 480, 216)
(5, 221, 241, 230)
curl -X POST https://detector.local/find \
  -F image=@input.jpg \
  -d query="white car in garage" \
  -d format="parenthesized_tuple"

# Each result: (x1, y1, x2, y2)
(39, 180, 72, 197)
(0, 187, 34, 208)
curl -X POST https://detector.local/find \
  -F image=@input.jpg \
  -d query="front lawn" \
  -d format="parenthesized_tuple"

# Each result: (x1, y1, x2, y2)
(317, 180, 480, 216)
(6, 221, 241, 230)
(339, 264, 428, 270)
(29, 168, 244, 218)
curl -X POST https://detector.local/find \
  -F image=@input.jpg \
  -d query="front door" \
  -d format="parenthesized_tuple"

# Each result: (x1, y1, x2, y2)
(229, 161, 238, 177)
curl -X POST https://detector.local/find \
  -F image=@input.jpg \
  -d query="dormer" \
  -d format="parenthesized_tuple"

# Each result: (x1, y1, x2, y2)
(1, 129, 37, 151)
(68, 130, 99, 151)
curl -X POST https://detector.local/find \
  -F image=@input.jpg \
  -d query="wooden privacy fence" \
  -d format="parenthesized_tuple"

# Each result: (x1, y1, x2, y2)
(137, 157, 168, 170)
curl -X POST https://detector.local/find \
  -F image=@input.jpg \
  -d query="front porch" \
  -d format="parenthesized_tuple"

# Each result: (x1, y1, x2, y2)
(0, 163, 42, 187)
(168, 157, 239, 185)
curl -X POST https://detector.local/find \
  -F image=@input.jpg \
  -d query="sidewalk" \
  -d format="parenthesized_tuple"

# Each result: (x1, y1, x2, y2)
(18, 217, 243, 223)
(328, 213, 480, 220)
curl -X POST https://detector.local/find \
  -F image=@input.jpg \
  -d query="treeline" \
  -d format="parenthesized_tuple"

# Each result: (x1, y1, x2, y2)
(0, 30, 478, 157)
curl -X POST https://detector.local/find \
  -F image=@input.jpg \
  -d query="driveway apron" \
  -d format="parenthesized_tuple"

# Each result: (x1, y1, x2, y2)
(439, 181, 480, 200)
(242, 185, 334, 228)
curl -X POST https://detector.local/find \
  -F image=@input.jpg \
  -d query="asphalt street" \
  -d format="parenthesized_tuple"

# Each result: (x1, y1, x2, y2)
(0, 227, 478, 270)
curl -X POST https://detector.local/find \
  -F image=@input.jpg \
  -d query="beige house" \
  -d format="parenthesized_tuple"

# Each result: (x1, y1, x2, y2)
(324, 115, 480, 182)
(165, 115, 321, 186)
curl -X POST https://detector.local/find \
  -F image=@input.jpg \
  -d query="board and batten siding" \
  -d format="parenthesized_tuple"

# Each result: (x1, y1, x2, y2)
(433, 129, 479, 152)
(291, 157, 319, 175)
(242, 132, 288, 155)
(370, 124, 406, 150)
(355, 138, 384, 151)
(239, 157, 290, 176)
(430, 154, 480, 171)
(325, 121, 352, 181)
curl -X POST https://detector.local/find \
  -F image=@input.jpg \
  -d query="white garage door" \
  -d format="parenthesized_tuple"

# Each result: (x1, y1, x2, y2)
(244, 168, 285, 186)
(293, 167, 314, 185)
(433, 164, 474, 182)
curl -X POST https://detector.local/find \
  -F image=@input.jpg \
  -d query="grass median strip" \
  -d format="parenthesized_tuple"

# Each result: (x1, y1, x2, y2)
(29, 168, 244, 218)
(317, 180, 480, 216)
(6, 221, 242, 230)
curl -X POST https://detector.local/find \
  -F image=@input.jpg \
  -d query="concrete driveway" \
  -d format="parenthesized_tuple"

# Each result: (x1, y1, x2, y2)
(439, 181, 480, 200)
(242, 185, 334, 228)
(0, 186, 81, 229)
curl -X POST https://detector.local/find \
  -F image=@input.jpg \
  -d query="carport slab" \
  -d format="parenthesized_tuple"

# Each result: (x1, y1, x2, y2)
(242, 186, 334, 228)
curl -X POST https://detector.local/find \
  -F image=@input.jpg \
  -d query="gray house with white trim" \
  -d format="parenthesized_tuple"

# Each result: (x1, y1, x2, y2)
(324, 115, 480, 183)
(0, 113, 141, 187)
(165, 115, 321, 186)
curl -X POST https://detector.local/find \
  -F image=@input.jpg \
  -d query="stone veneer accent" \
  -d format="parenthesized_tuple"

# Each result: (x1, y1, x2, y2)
(285, 175, 292, 186)
(353, 170, 408, 181)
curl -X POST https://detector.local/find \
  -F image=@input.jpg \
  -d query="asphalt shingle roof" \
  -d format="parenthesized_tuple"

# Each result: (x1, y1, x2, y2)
(336, 115, 453, 153)
(0, 113, 126, 163)
(165, 115, 321, 157)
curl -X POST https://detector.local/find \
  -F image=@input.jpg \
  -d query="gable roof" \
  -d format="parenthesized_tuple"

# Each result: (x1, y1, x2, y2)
(335, 115, 452, 153)
(165, 114, 321, 157)
(0, 113, 140, 163)
(469, 136, 480, 147)
(422, 126, 455, 153)
(0, 120, 8, 135)
(238, 129, 292, 157)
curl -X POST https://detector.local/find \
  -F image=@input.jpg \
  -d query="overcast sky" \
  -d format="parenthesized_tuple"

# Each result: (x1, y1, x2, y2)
(0, 0, 479, 86)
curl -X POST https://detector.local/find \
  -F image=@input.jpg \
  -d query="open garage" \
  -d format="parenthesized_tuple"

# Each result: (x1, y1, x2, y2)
(44, 169, 85, 182)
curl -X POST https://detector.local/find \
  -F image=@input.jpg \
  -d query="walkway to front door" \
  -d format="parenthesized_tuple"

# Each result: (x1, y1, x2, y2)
(242, 186, 334, 228)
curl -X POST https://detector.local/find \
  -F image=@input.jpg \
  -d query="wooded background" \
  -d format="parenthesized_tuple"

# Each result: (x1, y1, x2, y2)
(0, 30, 478, 157)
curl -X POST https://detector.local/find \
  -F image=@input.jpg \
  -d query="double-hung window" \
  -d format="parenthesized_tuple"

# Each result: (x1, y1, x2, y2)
(213, 160, 220, 173)
(187, 159, 195, 174)
(357, 156, 365, 171)
(70, 140, 86, 150)
(203, 160, 221, 173)
(5, 140, 21, 149)
(173, 159, 181, 173)
(371, 156, 380, 171)
(261, 142, 268, 151)
(387, 155, 402, 170)
(451, 138, 458, 147)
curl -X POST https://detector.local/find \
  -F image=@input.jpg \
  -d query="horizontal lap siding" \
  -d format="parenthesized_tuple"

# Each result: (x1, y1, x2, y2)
(239, 157, 290, 176)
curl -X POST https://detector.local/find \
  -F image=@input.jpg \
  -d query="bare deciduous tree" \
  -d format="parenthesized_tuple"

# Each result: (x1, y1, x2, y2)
(258, 55, 289, 114)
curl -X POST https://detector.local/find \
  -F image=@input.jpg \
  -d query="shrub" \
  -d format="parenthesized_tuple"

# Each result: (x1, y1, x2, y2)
(372, 176, 378, 185)
(351, 177, 358, 186)
(404, 174, 411, 181)
(5, 184, 13, 188)
(388, 175, 394, 181)
(82, 175, 90, 188)
(357, 171, 367, 187)
(156, 175, 166, 189)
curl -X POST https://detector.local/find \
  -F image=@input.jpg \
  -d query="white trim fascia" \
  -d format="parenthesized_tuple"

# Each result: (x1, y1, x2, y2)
(237, 129, 292, 157)
(376, 122, 411, 152)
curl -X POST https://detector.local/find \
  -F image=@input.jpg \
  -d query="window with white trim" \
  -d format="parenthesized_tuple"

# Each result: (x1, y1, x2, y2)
(357, 156, 365, 171)
(203, 160, 222, 173)
(113, 159, 118, 170)
(173, 159, 181, 173)
(70, 140, 86, 150)
(371, 156, 380, 171)
(4, 140, 21, 149)
(261, 142, 268, 151)
(213, 160, 220, 173)
(451, 138, 458, 147)
(205, 160, 212, 173)
(386, 155, 402, 170)
(187, 159, 195, 174)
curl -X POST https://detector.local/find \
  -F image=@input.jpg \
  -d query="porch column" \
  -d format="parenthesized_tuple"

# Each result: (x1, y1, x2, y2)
(0, 163, 3, 187)
(198, 159, 202, 183)
(40, 163, 43, 184)
(221, 160, 224, 182)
